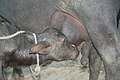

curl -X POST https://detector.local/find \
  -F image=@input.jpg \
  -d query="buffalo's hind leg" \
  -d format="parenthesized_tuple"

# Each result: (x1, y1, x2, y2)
(80, 41, 92, 67)
(89, 46, 102, 80)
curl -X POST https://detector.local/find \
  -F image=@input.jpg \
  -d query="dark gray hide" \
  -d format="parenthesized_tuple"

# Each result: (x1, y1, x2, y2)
(0, 0, 120, 80)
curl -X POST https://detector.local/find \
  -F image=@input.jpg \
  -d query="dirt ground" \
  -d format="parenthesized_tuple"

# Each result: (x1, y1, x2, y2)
(6, 54, 105, 80)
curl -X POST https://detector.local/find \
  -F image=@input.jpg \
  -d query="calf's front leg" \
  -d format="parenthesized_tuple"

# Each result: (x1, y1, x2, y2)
(0, 60, 7, 80)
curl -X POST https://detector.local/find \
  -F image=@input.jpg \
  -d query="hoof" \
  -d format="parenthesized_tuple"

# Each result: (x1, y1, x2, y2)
(12, 74, 24, 80)
(12, 74, 19, 80)
(18, 76, 24, 80)
(80, 57, 89, 67)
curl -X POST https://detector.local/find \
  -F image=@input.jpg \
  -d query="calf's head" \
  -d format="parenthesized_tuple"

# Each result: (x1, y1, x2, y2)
(30, 28, 79, 61)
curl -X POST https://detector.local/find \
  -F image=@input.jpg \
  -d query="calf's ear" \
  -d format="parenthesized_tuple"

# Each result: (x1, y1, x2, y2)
(31, 41, 51, 55)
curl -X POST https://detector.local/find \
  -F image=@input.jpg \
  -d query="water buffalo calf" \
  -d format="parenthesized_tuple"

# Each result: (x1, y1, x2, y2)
(0, 17, 79, 80)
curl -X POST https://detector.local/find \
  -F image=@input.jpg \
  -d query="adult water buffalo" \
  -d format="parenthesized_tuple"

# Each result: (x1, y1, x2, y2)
(0, 16, 78, 80)
(0, 0, 120, 80)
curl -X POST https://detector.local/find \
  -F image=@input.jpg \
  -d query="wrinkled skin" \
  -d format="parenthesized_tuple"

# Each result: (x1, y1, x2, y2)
(0, 0, 120, 80)
(0, 17, 78, 80)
